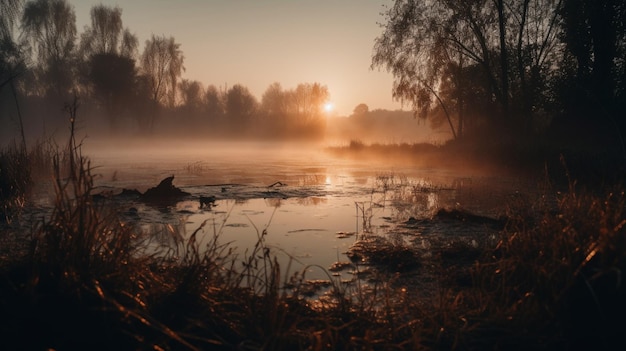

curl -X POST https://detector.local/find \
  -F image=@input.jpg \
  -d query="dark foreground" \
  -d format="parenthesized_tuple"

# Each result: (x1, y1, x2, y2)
(1, 140, 625, 350)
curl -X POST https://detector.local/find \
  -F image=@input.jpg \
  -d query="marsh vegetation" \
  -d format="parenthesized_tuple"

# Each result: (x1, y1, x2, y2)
(2, 0, 626, 349)
(1, 126, 625, 350)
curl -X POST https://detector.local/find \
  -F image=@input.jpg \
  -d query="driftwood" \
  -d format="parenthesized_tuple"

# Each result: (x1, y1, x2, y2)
(141, 175, 189, 205)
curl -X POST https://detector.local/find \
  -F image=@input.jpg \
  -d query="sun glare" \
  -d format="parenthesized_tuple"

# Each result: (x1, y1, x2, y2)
(324, 102, 334, 113)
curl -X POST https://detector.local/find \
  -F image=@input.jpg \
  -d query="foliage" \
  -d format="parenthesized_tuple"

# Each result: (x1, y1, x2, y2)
(20, 0, 76, 99)
(258, 82, 330, 137)
(224, 83, 257, 126)
(372, 0, 626, 146)
(0, 0, 25, 91)
(140, 34, 185, 108)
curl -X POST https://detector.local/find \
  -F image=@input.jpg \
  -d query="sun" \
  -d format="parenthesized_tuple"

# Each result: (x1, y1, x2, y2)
(323, 102, 334, 113)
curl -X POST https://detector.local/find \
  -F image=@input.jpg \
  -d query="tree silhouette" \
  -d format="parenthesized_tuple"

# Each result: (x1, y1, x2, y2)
(560, 0, 625, 122)
(21, 0, 76, 100)
(260, 82, 289, 133)
(204, 84, 224, 121)
(224, 84, 257, 131)
(352, 103, 369, 117)
(178, 79, 204, 116)
(291, 83, 329, 127)
(372, 0, 563, 140)
(0, 0, 24, 91)
(88, 53, 135, 129)
(140, 35, 184, 131)
(79, 4, 138, 130)
(140, 35, 184, 108)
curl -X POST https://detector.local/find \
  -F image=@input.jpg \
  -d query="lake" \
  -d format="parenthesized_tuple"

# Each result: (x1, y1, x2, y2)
(77, 140, 528, 289)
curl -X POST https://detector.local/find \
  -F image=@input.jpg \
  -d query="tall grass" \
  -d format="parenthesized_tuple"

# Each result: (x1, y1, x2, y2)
(0, 142, 31, 222)
(462, 180, 626, 349)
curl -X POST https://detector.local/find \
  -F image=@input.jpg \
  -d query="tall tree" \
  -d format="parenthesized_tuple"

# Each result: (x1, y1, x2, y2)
(558, 0, 626, 152)
(79, 4, 138, 130)
(291, 83, 329, 124)
(79, 5, 138, 60)
(0, 0, 26, 146)
(81, 5, 123, 55)
(372, 0, 563, 139)
(178, 79, 204, 115)
(352, 103, 369, 117)
(561, 0, 625, 113)
(204, 84, 224, 120)
(21, 0, 76, 99)
(139, 35, 184, 131)
(224, 84, 257, 129)
(261, 82, 286, 117)
(140, 35, 184, 108)
(260, 82, 289, 131)
(0, 0, 25, 91)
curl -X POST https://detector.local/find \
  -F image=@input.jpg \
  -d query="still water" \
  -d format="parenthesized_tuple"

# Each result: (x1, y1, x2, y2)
(83, 140, 524, 283)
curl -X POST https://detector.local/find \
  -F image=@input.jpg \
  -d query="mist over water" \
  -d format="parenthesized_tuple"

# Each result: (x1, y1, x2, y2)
(78, 138, 521, 282)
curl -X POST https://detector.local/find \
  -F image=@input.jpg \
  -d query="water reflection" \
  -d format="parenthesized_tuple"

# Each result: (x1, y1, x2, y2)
(127, 172, 516, 286)
(83, 144, 530, 294)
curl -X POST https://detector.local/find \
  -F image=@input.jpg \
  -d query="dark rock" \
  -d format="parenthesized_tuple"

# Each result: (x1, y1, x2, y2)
(119, 188, 142, 197)
(141, 175, 189, 205)
(199, 195, 216, 209)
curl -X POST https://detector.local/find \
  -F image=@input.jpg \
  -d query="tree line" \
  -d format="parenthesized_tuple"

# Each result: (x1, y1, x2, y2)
(372, 0, 626, 153)
(0, 0, 331, 140)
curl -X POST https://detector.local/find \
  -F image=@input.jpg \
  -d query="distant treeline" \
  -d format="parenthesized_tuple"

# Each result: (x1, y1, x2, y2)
(327, 106, 446, 144)
(2, 0, 625, 152)
(0, 1, 345, 141)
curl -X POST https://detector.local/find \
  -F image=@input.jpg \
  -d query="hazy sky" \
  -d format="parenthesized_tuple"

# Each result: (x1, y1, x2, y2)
(72, 0, 404, 116)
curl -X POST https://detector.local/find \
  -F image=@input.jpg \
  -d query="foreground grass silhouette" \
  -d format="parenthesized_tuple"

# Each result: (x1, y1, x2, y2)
(1, 138, 625, 350)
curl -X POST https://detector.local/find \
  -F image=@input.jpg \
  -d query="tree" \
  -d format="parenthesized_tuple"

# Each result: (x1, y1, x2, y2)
(178, 79, 204, 115)
(140, 35, 184, 108)
(553, 0, 626, 153)
(204, 84, 224, 120)
(261, 82, 286, 117)
(260, 82, 289, 132)
(0, 0, 25, 91)
(140, 35, 184, 131)
(21, 0, 77, 99)
(372, 1, 468, 139)
(88, 53, 135, 129)
(352, 103, 369, 117)
(560, 0, 625, 119)
(0, 0, 27, 147)
(224, 84, 257, 129)
(290, 83, 329, 125)
(372, 0, 563, 140)
(79, 4, 138, 130)
(79, 5, 138, 61)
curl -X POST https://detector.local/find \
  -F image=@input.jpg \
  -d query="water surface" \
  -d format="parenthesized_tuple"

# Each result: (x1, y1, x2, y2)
(82, 141, 525, 284)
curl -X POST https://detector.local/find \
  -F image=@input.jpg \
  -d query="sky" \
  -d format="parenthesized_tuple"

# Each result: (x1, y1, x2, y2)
(72, 0, 405, 116)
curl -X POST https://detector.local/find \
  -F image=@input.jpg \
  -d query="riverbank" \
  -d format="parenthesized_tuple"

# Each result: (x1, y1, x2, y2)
(326, 138, 626, 187)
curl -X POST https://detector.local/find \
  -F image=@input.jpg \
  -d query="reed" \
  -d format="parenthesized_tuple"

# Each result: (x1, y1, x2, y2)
(0, 142, 30, 222)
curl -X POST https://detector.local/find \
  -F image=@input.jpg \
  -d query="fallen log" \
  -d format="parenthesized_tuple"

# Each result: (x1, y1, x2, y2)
(141, 175, 189, 205)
